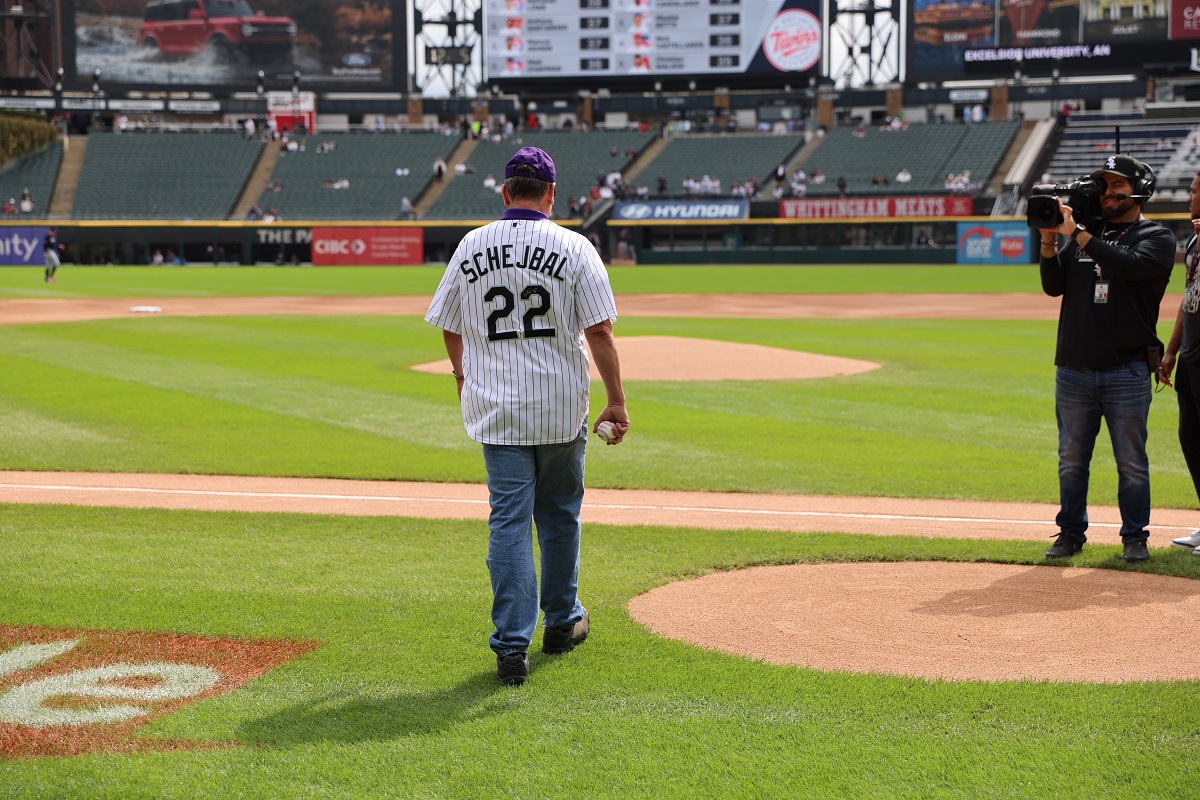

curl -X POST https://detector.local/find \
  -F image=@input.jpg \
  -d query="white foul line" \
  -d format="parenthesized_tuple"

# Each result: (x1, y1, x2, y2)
(0, 481, 1187, 532)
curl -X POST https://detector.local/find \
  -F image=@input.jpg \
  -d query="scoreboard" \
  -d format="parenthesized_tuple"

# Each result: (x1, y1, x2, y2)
(484, 0, 822, 81)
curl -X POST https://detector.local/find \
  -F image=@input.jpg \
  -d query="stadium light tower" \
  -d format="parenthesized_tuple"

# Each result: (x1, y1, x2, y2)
(412, 0, 484, 97)
(824, 0, 903, 90)
(0, 0, 57, 88)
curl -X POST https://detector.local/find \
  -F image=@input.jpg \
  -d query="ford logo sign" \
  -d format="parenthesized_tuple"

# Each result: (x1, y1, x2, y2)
(342, 53, 372, 67)
(620, 203, 653, 220)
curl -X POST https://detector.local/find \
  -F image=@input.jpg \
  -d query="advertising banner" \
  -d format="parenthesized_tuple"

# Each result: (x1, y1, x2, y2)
(910, 0, 1194, 82)
(69, 0, 396, 90)
(311, 226, 423, 266)
(956, 222, 1031, 265)
(611, 199, 750, 221)
(485, 0, 819, 83)
(0, 227, 47, 266)
(780, 196, 974, 219)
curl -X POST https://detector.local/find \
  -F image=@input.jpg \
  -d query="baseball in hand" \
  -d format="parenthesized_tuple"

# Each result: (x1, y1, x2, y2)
(595, 421, 618, 442)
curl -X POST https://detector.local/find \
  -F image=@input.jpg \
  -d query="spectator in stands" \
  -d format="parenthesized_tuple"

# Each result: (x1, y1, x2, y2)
(853, 122, 866, 138)
(434, 156, 447, 182)
(263, 207, 279, 223)
(400, 196, 415, 220)
(151, 250, 164, 265)
(165, 249, 184, 266)
(625, 146, 636, 158)
(656, 176, 666, 195)
(896, 168, 912, 183)
(836, 175, 848, 196)
(611, 147, 619, 157)
(246, 206, 261, 221)
(635, 182, 649, 199)
(971, 104, 984, 123)
(811, 170, 826, 185)
(333, 178, 350, 190)
(871, 174, 889, 186)
(18, 188, 33, 213)
(775, 163, 787, 182)
(244, 118, 256, 139)
(483, 174, 497, 190)
(2, 198, 14, 214)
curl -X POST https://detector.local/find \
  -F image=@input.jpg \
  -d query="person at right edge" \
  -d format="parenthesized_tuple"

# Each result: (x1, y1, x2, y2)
(1157, 172, 1200, 555)
(1039, 155, 1175, 563)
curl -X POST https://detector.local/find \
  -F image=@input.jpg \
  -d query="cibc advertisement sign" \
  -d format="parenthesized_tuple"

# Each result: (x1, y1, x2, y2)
(310, 227, 424, 266)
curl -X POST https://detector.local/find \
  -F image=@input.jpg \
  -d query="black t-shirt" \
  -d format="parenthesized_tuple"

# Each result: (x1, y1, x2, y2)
(1039, 218, 1175, 369)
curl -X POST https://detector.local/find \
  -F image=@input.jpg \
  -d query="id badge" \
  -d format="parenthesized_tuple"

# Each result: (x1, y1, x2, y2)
(1094, 280, 1109, 304)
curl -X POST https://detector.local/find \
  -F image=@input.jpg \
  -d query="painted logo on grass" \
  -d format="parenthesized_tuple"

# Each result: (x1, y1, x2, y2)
(0, 624, 320, 759)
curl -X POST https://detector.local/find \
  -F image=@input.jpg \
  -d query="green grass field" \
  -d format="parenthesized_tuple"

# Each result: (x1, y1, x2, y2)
(2, 266, 1198, 798)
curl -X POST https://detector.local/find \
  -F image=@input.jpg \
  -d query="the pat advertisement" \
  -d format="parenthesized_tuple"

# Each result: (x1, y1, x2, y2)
(0, 227, 46, 266)
(957, 222, 1031, 265)
(311, 227, 423, 266)
(67, 0, 397, 91)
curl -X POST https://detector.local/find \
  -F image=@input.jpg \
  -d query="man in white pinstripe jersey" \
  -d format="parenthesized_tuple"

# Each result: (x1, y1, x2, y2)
(425, 146, 630, 686)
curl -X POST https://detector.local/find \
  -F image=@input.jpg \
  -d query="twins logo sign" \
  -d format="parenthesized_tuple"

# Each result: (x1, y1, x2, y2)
(762, 9, 822, 72)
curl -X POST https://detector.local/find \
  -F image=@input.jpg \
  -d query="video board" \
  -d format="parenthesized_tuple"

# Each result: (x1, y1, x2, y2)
(65, 0, 401, 91)
(483, 0, 822, 86)
(909, 0, 1200, 82)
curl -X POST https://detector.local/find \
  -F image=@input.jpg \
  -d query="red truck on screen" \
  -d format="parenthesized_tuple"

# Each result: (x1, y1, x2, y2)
(140, 0, 297, 63)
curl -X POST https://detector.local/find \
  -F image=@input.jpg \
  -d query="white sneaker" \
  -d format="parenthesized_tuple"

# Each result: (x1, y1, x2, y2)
(1171, 530, 1200, 549)
(1194, 545, 1200, 557)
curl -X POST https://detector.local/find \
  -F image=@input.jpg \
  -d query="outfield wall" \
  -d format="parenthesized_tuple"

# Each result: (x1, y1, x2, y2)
(0, 216, 1193, 267)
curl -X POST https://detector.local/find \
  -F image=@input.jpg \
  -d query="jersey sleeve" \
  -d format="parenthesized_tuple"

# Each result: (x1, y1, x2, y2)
(424, 252, 465, 334)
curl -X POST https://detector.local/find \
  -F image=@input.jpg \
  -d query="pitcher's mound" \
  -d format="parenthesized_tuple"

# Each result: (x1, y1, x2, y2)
(413, 336, 879, 381)
(629, 561, 1200, 683)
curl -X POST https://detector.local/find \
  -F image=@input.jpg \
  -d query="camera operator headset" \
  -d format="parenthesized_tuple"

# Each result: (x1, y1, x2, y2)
(1037, 155, 1175, 562)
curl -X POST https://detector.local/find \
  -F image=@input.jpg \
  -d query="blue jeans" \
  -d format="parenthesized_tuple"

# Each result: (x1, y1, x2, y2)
(482, 426, 588, 656)
(1055, 363, 1152, 543)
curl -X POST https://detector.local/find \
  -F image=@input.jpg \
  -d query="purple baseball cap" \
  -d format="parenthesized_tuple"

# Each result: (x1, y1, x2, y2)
(504, 146, 556, 183)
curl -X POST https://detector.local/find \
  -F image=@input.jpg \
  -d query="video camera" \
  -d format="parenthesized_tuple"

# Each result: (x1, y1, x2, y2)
(1025, 176, 1104, 230)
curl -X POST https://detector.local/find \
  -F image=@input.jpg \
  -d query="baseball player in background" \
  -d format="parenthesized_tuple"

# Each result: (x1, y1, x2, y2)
(43, 227, 61, 283)
(425, 146, 630, 687)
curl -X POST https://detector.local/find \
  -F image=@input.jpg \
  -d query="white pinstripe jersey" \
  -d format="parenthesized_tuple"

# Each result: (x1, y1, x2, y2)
(425, 208, 618, 445)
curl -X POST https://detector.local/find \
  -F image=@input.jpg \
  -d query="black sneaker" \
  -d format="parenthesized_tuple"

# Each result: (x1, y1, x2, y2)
(496, 652, 528, 686)
(543, 610, 589, 654)
(1045, 533, 1083, 559)
(1122, 539, 1150, 563)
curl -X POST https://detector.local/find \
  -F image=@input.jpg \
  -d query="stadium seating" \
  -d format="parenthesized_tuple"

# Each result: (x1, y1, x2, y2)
(0, 141, 63, 219)
(256, 132, 459, 220)
(72, 132, 261, 219)
(798, 121, 1021, 197)
(636, 133, 806, 198)
(1043, 113, 1196, 191)
(423, 130, 656, 220)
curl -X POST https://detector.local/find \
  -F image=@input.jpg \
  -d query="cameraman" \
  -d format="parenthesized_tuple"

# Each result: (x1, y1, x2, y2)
(1038, 155, 1175, 562)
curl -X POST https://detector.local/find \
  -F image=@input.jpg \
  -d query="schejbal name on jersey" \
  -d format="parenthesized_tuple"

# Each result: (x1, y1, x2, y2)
(459, 244, 566, 283)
